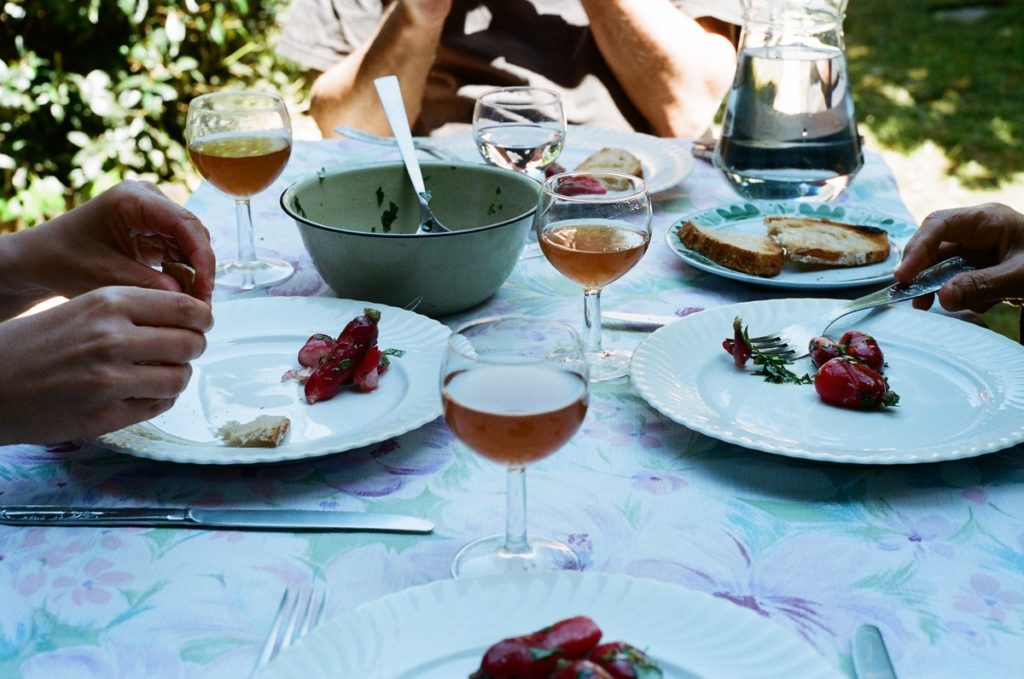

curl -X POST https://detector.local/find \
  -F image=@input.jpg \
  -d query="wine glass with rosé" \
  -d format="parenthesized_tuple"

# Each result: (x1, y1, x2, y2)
(473, 86, 566, 178)
(535, 172, 652, 382)
(186, 91, 292, 290)
(442, 316, 589, 578)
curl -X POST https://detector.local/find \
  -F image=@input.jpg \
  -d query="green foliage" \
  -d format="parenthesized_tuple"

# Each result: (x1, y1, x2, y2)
(846, 0, 1024, 189)
(0, 0, 302, 228)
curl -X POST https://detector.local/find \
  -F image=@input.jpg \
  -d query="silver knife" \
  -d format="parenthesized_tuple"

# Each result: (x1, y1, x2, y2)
(0, 506, 434, 534)
(603, 311, 681, 329)
(853, 624, 898, 679)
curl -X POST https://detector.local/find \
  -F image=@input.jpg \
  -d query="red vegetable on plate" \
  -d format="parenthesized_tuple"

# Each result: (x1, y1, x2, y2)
(552, 659, 615, 679)
(808, 336, 843, 368)
(304, 308, 380, 404)
(814, 356, 899, 409)
(840, 330, 885, 372)
(472, 615, 603, 679)
(297, 333, 335, 368)
(590, 641, 663, 679)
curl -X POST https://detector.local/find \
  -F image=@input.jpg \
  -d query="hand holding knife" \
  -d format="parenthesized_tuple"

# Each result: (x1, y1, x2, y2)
(0, 506, 434, 534)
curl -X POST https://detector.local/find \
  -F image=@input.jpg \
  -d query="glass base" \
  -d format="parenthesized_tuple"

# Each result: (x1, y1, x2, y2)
(450, 533, 581, 578)
(216, 257, 294, 291)
(587, 348, 633, 382)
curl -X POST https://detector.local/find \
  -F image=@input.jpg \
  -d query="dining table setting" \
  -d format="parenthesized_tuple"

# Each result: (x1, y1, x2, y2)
(3, 118, 1024, 679)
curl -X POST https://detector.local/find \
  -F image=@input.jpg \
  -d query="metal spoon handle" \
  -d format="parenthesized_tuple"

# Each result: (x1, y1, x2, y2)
(374, 76, 427, 196)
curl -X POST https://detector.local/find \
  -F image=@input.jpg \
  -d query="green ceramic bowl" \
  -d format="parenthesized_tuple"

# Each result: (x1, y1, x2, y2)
(281, 161, 540, 317)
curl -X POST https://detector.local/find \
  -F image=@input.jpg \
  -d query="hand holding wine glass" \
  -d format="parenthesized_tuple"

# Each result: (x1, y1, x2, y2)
(186, 91, 292, 290)
(536, 172, 652, 382)
(442, 316, 589, 577)
(473, 86, 566, 177)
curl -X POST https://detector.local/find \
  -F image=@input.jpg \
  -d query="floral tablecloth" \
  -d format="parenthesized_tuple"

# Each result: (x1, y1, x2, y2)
(3, 139, 1022, 679)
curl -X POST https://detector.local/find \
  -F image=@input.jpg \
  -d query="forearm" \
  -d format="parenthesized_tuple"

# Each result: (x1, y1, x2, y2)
(309, 3, 445, 137)
(580, 0, 736, 138)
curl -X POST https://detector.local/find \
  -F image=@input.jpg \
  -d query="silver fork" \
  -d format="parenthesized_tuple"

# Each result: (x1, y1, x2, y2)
(749, 256, 974, 359)
(253, 583, 328, 674)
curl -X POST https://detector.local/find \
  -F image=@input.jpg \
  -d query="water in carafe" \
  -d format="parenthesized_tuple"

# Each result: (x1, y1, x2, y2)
(715, 0, 863, 201)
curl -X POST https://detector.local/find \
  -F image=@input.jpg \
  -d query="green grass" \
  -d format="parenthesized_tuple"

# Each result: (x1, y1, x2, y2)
(846, 0, 1023, 189)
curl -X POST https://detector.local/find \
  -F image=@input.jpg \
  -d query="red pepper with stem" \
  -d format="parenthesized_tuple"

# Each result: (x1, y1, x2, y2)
(304, 308, 380, 404)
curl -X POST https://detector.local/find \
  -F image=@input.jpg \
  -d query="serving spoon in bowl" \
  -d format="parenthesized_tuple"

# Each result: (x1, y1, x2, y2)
(373, 75, 452, 235)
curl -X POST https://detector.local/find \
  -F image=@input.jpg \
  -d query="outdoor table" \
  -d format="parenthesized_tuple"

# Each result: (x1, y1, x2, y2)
(3, 139, 1022, 678)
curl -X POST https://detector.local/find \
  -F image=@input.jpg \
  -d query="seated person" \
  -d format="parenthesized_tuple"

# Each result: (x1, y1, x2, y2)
(278, 0, 742, 139)
(0, 181, 215, 445)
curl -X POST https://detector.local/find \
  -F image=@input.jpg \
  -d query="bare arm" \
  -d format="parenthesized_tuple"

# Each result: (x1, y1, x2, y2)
(579, 0, 736, 138)
(308, 0, 451, 137)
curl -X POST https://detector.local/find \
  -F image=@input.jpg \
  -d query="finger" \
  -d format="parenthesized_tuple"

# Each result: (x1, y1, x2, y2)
(123, 363, 195, 400)
(87, 397, 178, 438)
(939, 260, 1024, 313)
(125, 290, 214, 333)
(911, 293, 934, 311)
(115, 182, 216, 304)
(896, 207, 1001, 283)
(123, 326, 207, 364)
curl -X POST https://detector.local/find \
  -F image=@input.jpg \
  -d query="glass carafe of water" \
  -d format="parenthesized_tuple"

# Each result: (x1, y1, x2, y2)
(714, 0, 863, 201)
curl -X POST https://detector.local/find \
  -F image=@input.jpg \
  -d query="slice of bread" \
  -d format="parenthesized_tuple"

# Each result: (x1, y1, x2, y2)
(765, 216, 890, 267)
(162, 260, 196, 296)
(574, 147, 644, 189)
(217, 415, 291, 448)
(678, 221, 783, 277)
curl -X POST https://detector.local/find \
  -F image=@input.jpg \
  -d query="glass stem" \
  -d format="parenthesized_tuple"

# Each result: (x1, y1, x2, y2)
(503, 464, 530, 555)
(234, 198, 257, 290)
(583, 288, 603, 355)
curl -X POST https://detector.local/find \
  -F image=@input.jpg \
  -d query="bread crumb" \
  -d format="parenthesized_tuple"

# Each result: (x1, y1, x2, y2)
(217, 415, 291, 448)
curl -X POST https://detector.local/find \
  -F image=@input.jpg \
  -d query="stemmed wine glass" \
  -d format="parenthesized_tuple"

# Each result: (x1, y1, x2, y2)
(442, 316, 589, 577)
(472, 86, 566, 178)
(186, 91, 293, 290)
(535, 172, 652, 382)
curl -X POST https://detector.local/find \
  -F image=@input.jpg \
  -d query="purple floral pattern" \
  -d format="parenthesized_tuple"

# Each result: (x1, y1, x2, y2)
(2, 141, 1022, 678)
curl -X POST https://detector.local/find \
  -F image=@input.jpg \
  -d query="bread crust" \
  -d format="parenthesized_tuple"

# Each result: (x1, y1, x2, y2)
(217, 415, 291, 448)
(162, 260, 196, 296)
(678, 221, 783, 277)
(574, 147, 643, 189)
(764, 216, 890, 266)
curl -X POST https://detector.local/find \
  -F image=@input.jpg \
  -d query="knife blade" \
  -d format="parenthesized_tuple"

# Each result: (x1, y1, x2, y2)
(853, 624, 898, 679)
(0, 506, 434, 534)
(602, 311, 681, 330)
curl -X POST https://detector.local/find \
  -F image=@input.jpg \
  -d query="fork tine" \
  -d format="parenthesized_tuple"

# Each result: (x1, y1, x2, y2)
(257, 587, 294, 670)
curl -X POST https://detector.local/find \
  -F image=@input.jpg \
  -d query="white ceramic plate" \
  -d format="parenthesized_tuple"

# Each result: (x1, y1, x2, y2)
(631, 299, 1024, 464)
(259, 571, 841, 679)
(432, 124, 694, 194)
(667, 201, 916, 289)
(97, 297, 449, 464)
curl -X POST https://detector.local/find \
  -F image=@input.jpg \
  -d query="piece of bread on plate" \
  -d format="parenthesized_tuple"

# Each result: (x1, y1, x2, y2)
(162, 260, 196, 296)
(574, 147, 643, 189)
(217, 415, 291, 448)
(678, 221, 783, 277)
(765, 216, 890, 267)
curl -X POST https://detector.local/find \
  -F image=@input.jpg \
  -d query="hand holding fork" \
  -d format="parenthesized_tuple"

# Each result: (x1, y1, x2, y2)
(749, 257, 974, 359)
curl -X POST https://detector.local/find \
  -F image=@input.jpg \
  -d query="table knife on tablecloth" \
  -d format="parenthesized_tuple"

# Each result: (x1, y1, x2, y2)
(0, 506, 434, 533)
(603, 311, 681, 330)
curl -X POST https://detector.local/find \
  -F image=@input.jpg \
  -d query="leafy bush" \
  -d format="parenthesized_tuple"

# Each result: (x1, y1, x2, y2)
(0, 0, 302, 230)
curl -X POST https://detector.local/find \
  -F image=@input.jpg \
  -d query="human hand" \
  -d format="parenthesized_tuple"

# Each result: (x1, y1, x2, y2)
(0, 287, 213, 445)
(894, 203, 1024, 313)
(30, 180, 215, 304)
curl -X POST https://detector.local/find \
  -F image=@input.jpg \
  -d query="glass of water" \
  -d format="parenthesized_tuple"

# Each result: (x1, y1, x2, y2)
(473, 86, 566, 179)
(714, 0, 863, 202)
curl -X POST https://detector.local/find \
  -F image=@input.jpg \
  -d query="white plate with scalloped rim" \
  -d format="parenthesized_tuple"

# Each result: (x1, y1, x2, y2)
(630, 298, 1024, 464)
(97, 297, 449, 464)
(667, 201, 916, 289)
(431, 124, 695, 194)
(258, 571, 841, 679)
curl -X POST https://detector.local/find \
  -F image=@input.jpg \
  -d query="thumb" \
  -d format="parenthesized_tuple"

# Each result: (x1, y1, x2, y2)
(941, 259, 1024, 313)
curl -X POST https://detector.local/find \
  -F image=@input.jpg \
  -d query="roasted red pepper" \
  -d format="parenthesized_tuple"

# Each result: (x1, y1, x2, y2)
(590, 641, 663, 679)
(814, 356, 899, 409)
(304, 308, 380, 404)
(472, 616, 604, 679)
(840, 330, 885, 372)
(297, 333, 335, 368)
